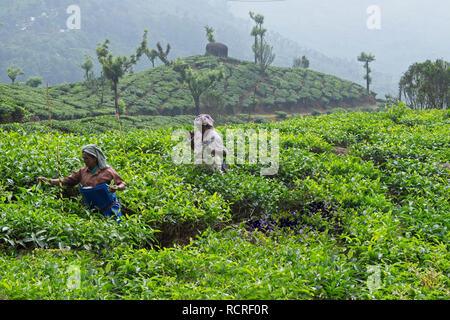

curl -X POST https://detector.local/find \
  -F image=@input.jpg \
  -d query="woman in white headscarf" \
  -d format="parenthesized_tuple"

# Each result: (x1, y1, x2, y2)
(190, 114, 228, 173)
(37, 144, 126, 219)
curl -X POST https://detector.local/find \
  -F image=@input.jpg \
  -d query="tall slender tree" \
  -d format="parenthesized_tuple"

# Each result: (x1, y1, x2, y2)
(249, 12, 274, 75)
(256, 42, 275, 75)
(7, 65, 25, 84)
(293, 56, 310, 69)
(156, 42, 171, 66)
(205, 25, 216, 43)
(96, 30, 148, 116)
(399, 59, 449, 109)
(173, 58, 225, 115)
(249, 12, 265, 64)
(357, 52, 376, 94)
(78, 55, 95, 88)
(145, 48, 159, 67)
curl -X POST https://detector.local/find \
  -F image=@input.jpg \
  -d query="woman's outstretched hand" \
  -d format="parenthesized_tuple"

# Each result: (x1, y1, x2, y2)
(37, 177, 61, 185)
(109, 183, 126, 193)
(109, 185, 119, 193)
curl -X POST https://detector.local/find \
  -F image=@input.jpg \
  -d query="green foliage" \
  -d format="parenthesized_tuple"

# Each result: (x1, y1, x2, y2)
(145, 48, 159, 68)
(156, 42, 171, 66)
(204, 25, 215, 43)
(275, 110, 288, 120)
(292, 56, 310, 69)
(7, 65, 24, 84)
(327, 107, 347, 114)
(249, 12, 275, 75)
(0, 98, 26, 123)
(25, 76, 43, 88)
(357, 52, 376, 94)
(399, 59, 449, 110)
(0, 55, 369, 122)
(0, 106, 448, 299)
(0, 106, 447, 299)
(79, 55, 94, 81)
(173, 58, 225, 114)
(96, 30, 148, 114)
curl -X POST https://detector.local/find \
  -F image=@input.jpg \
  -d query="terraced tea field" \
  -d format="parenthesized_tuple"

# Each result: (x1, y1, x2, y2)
(0, 104, 448, 299)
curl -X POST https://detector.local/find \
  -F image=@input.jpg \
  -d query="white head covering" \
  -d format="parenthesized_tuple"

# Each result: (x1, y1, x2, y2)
(81, 144, 110, 170)
(194, 114, 215, 127)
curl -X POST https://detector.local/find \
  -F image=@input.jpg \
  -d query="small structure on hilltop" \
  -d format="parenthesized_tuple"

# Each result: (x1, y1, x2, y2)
(205, 42, 228, 58)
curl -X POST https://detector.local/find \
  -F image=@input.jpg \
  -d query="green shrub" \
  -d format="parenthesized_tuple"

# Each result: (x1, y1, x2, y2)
(275, 110, 288, 120)
(253, 116, 269, 124)
(25, 76, 43, 88)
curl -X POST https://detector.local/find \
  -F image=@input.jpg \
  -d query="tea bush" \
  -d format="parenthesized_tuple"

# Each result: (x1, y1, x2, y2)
(0, 105, 448, 299)
(0, 55, 371, 123)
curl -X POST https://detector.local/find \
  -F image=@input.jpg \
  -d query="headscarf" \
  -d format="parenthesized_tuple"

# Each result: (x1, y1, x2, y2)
(81, 144, 109, 170)
(194, 114, 215, 127)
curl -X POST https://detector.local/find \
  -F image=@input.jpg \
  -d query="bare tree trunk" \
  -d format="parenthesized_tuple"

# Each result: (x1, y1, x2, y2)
(366, 62, 370, 94)
(194, 95, 200, 115)
(114, 80, 119, 116)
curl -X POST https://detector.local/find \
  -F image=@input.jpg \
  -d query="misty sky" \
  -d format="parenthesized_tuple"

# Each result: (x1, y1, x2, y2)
(225, 0, 450, 77)
(0, 0, 447, 94)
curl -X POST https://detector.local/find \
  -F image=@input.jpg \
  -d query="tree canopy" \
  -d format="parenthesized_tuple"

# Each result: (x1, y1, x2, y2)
(205, 25, 215, 43)
(357, 52, 376, 95)
(249, 12, 275, 75)
(96, 30, 148, 115)
(399, 59, 449, 110)
(173, 58, 225, 115)
(7, 65, 24, 84)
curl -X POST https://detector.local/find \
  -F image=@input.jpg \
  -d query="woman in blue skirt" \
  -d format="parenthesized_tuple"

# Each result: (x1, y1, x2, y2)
(37, 144, 126, 221)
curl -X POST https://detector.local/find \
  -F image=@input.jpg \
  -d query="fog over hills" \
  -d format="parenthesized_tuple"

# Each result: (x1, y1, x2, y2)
(1, 0, 448, 97)
(227, 0, 450, 96)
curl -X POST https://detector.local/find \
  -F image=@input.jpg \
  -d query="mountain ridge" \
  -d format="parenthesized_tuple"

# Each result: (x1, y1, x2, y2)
(0, 0, 392, 95)
(0, 54, 374, 122)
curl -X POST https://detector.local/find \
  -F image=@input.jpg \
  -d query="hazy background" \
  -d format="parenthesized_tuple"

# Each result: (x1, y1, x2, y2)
(227, 0, 450, 96)
(0, 0, 448, 97)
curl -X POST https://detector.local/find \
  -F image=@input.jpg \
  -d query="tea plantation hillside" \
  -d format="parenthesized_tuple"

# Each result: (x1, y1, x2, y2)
(0, 105, 448, 299)
(0, 55, 374, 122)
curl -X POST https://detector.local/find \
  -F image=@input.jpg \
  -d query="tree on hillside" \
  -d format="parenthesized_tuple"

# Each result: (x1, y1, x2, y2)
(96, 71, 108, 106)
(357, 52, 376, 95)
(173, 58, 225, 115)
(399, 59, 449, 110)
(256, 42, 275, 75)
(156, 42, 171, 66)
(96, 30, 148, 116)
(205, 25, 216, 43)
(7, 65, 25, 84)
(26, 76, 43, 88)
(145, 48, 159, 67)
(0, 99, 25, 124)
(204, 26, 228, 58)
(249, 12, 265, 64)
(249, 12, 275, 75)
(79, 55, 94, 82)
(293, 56, 310, 69)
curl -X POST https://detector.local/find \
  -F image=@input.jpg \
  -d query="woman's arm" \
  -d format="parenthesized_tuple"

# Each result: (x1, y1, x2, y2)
(37, 177, 62, 185)
(108, 182, 126, 193)
(37, 169, 82, 187)
(108, 168, 126, 193)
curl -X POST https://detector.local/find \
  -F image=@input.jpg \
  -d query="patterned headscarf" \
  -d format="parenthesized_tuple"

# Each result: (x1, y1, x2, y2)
(194, 114, 214, 127)
(81, 144, 110, 170)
